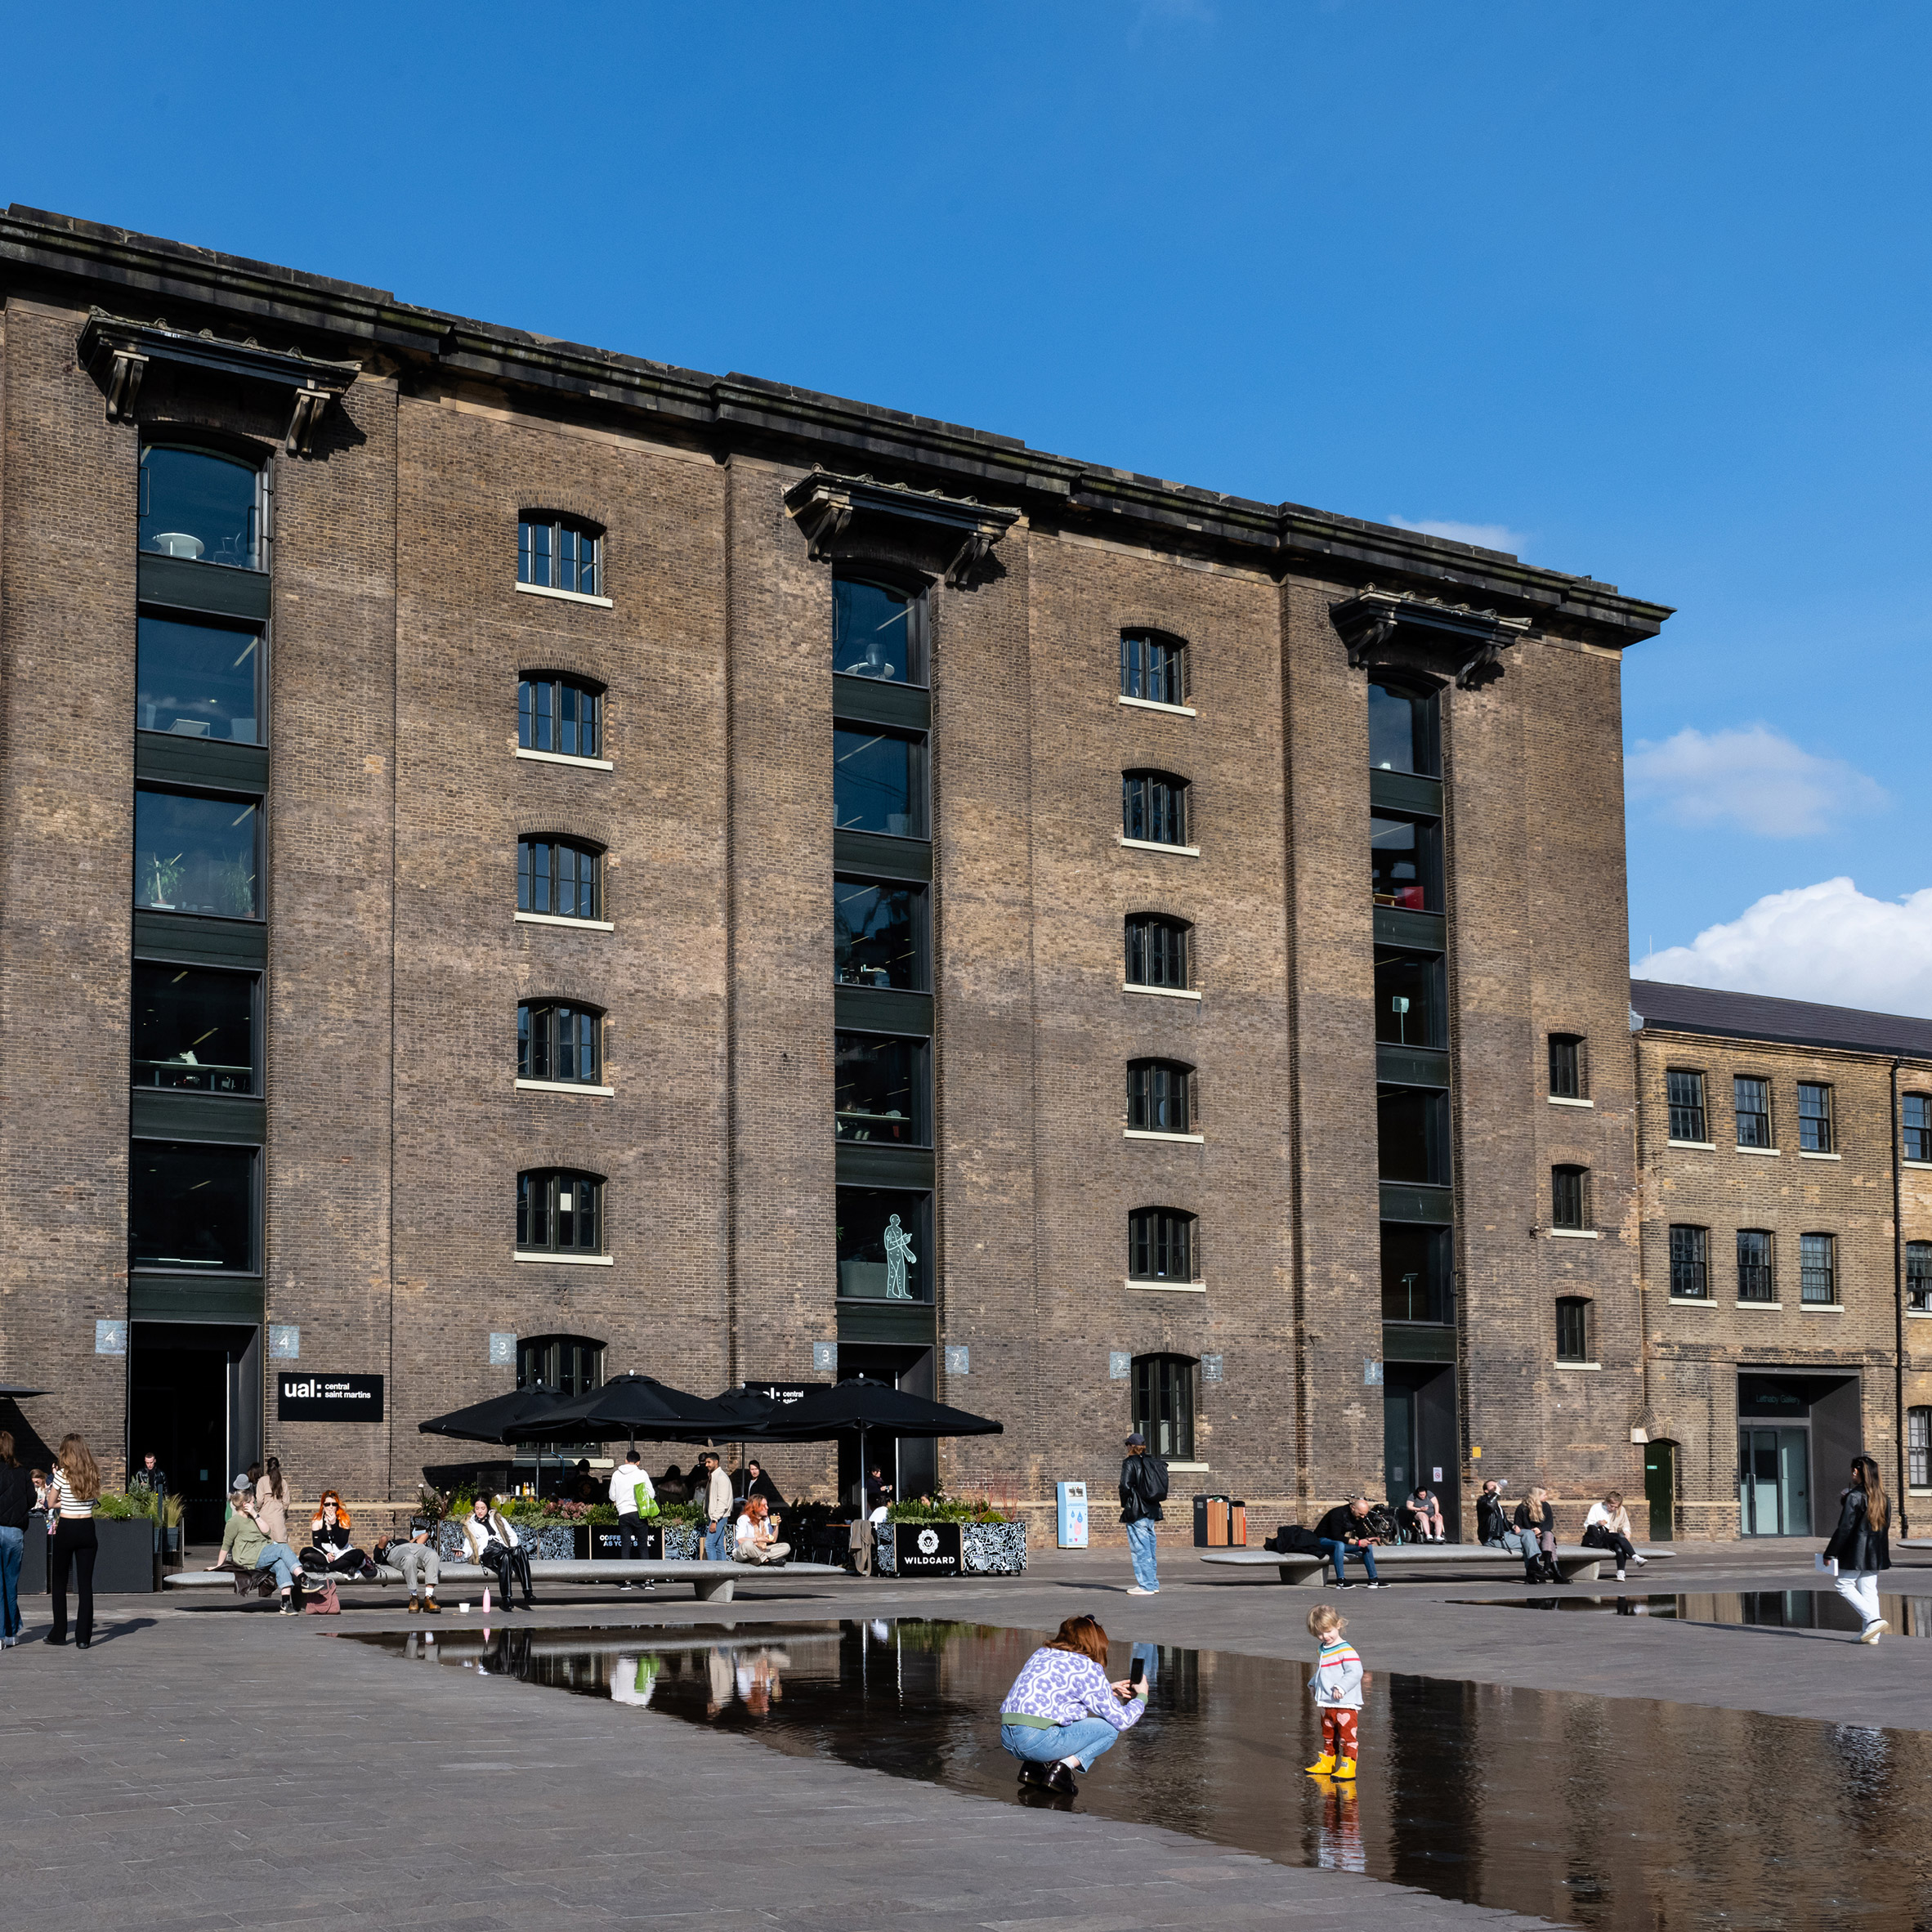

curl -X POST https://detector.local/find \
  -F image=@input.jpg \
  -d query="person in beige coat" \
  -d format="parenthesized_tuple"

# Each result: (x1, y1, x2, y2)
(700, 1454, 734, 1561)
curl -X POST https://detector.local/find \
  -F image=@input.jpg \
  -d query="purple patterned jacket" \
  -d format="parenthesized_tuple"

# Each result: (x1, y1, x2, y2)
(1000, 1645, 1146, 1732)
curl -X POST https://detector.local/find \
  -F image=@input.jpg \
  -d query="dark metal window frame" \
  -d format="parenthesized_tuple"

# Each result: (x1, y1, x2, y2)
(1122, 769, 1191, 847)
(1555, 1296, 1591, 1362)
(517, 1000, 604, 1085)
(132, 959, 262, 1094)
(834, 873, 930, 991)
(1910, 1405, 1931, 1489)
(518, 673, 605, 759)
(1131, 1352, 1196, 1461)
(1910, 1241, 1932, 1314)
(516, 1331, 605, 1396)
(139, 439, 269, 575)
(832, 723, 929, 840)
(1366, 677, 1442, 777)
(833, 570, 929, 687)
(517, 836, 605, 921)
(1369, 809, 1442, 912)
(1128, 1206, 1197, 1282)
(127, 1135, 261, 1276)
(1733, 1076, 1773, 1149)
(833, 1029, 932, 1147)
(1669, 1223, 1709, 1299)
(1125, 914, 1191, 991)
(1736, 1228, 1776, 1302)
(518, 512, 603, 597)
(1666, 1068, 1708, 1143)
(1548, 1034, 1586, 1100)
(1903, 1093, 1931, 1165)
(1127, 1059, 1195, 1134)
(136, 609, 268, 747)
(516, 1168, 606, 1257)
(1799, 1231, 1837, 1305)
(1120, 629, 1187, 708)
(1796, 1082, 1834, 1154)
(1551, 1165, 1591, 1231)
(133, 783, 266, 923)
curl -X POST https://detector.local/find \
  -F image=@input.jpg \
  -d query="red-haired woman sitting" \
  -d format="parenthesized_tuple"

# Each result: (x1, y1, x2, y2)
(302, 1491, 378, 1581)
(732, 1494, 790, 1565)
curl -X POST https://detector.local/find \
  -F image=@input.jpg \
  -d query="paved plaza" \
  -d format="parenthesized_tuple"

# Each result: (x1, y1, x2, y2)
(4, 1538, 1926, 1930)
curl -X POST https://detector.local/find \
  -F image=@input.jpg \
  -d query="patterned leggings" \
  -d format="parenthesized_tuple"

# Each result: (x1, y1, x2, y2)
(1322, 1708, 1359, 1762)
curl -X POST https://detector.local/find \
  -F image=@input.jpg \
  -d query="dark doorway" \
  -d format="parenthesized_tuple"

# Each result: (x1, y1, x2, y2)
(1644, 1439, 1677, 1541)
(834, 1344, 936, 1508)
(129, 1322, 261, 1549)
(1381, 1362, 1460, 1535)
(1735, 1371, 1862, 1538)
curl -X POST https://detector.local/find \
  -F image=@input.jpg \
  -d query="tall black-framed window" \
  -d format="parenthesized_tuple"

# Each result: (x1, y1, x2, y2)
(1366, 679, 1440, 776)
(1549, 1034, 1587, 1099)
(1127, 1060, 1194, 1134)
(1737, 1229, 1775, 1303)
(834, 1032, 930, 1145)
(518, 1002, 602, 1085)
(517, 1332, 604, 1396)
(834, 727, 926, 838)
(1910, 1242, 1932, 1313)
(1910, 1407, 1931, 1489)
(834, 574, 924, 685)
(835, 1187, 928, 1302)
(1375, 948, 1446, 1048)
(133, 962, 257, 1093)
(1667, 1069, 1707, 1143)
(1371, 813, 1441, 911)
(1378, 1085, 1450, 1186)
(1551, 1165, 1590, 1231)
(1669, 1224, 1709, 1299)
(1125, 914, 1190, 990)
(1120, 630, 1187, 707)
(1122, 770, 1190, 846)
(1796, 1082, 1833, 1153)
(1132, 1353, 1196, 1460)
(1906, 1094, 1932, 1164)
(1381, 1222, 1452, 1324)
(134, 788, 261, 919)
(129, 1139, 257, 1273)
(140, 444, 262, 570)
(834, 877, 928, 990)
(1555, 1297, 1592, 1363)
(517, 838, 603, 920)
(519, 675, 603, 758)
(1129, 1207, 1196, 1282)
(518, 513, 602, 597)
(517, 1169, 604, 1255)
(1799, 1232, 1837, 1305)
(137, 615, 263, 744)
(1734, 1076, 1773, 1148)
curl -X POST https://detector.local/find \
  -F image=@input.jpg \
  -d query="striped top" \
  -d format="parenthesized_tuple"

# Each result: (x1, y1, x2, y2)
(50, 1470, 93, 1520)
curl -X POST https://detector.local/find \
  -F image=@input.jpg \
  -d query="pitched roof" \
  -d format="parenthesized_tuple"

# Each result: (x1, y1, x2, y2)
(1629, 979, 1932, 1061)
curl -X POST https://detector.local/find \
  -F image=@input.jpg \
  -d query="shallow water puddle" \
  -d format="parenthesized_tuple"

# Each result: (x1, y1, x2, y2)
(1455, 1587, 1932, 1635)
(351, 1617, 1932, 1930)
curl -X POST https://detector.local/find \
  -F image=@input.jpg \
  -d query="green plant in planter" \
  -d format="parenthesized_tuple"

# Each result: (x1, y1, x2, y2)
(216, 856, 257, 918)
(145, 851, 185, 906)
(884, 1492, 1017, 1526)
(93, 1491, 139, 1520)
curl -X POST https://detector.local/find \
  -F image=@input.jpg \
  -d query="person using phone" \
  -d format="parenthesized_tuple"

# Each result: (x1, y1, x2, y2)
(999, 1614, 1147, 1797)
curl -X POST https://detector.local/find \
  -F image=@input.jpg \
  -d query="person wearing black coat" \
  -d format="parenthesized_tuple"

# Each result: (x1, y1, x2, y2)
(1513, 1487, 1565, 1585)
(1823, 1453, 1892, 1643)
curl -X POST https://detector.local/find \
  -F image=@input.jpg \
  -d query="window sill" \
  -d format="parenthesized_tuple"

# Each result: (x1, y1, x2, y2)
(1669, 1296, 1716, 1307)
(1165, 1460, 1211, 1472)
(516, 747, 614, 771)
(1118, 836, 1201, 857)
(1797, 1150, 1840, 1161)
(1549, 1096, 1594, 1108)
(1668, 1139, 1717, 1151)
(1906, 1161, 1932, 1172)
(1736, 1300, 1782, 1311)
(1907, 1309, 1932, 1319)
(514, 1250, 614, 1266)
(1736, 1146, 1782, 1158)
(1548, 1228, 1601, 1240)
(515, 580, 613, 609)
(1799, 1303, 1844, 1313)
(1554, 1361, 1603, 1371)
(516, 1078, 615, 1098)
(1122, 982, 1201, 1001)
(1125, 1129, 1205, 1144)
(515, 910, 615, 932)
(1117, 694, 1197, 718)
(1125, 1278, 1206, 1294)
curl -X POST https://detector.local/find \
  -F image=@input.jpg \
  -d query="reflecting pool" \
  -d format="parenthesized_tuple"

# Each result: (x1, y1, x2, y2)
(1456, 1588, 1932, 1635)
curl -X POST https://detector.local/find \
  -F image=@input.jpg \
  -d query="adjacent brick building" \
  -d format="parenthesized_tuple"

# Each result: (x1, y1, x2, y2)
(0, 205, 1675, 1540)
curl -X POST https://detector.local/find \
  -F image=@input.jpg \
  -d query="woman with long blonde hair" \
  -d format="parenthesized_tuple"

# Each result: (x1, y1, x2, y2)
(1823, 1453, 1892, 1643)
(47, 1433, 101, 1648)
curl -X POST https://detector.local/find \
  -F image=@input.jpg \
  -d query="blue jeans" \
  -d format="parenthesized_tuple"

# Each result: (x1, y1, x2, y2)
(0, 1524, 20, 1638)
(704, 1518, 732, 1561)
(1125, 1519, 1159, 1590)
(255, 1541, 299, 1590)
(1001, 1717, 1124, 1773)
(1319, 1538, 1379, 1584)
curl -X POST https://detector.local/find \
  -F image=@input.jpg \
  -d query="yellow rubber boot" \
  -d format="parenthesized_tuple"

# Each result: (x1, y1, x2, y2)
(1304, 1752, 1336, 1776)
(1332, 1755, 1358, 1782)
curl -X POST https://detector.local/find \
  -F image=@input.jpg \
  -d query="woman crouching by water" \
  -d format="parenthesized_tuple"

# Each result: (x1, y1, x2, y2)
(1824, 1453, 1892, 1644)
(999, 1614, 1146, 1796)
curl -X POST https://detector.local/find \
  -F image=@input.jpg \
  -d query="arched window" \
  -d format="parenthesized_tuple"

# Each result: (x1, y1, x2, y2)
(1550, 1165, 1590, 1231)
(1120, 630, 1187, 707)
(1122, 770, 1190, 847)
(1129, 1206, 1196, 1283)
(519, 673, 604, 760)
(519, 512, 603, 597)
(1548, 1033, 1586, 1099)
(834, 574, 924, 685)
(517, 1331, 604, 1396)
(1132, 1353, 1196, 1460)
(517, 836, 603, 921)
(518, 1002, 604, 1086)
(1125, 914, 1190, 991)
(517, 1169, 605, 1257)
(1127, 1060, 1193, 1134)
(1555, 1297, 1591, 1363)
(140, 444, 262, 570)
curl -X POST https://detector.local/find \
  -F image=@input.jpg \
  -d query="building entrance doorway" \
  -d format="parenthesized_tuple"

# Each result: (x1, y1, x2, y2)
(834, 1344, 935, 1509)
(1643, 1438, 1677, 1541)
(128, 1322, 261, 1549)
(1738, 1427, 1810, 1536)
(1735, 1370, 1863, 1538)
(1381, 1362, 1460, 1536)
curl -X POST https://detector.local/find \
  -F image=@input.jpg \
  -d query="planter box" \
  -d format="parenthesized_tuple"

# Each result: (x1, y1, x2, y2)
(22, 1513, 46, 1593)
(434, 1521, 588, 1562)
(21, 1514, 157, 1594)
(873, 1519, 1025, 1577)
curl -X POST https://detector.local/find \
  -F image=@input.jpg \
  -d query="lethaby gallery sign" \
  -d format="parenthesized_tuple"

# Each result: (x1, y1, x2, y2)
(276, 1374, 384, 1423)
(894, 1521, 962, 1576)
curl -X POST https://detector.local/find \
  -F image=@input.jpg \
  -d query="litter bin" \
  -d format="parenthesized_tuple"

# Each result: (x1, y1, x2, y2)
(1192, 1493, 1232, 1547)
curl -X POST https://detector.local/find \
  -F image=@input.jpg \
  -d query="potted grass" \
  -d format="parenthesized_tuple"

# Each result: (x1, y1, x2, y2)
(89, 1493, 162, 1591)
(875, 1495, 1026, 1577)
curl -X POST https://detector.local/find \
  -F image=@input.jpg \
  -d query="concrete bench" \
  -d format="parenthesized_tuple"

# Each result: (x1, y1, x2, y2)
(162, 1557, 844, 1605)
(1199, 1543, 1675, 1587)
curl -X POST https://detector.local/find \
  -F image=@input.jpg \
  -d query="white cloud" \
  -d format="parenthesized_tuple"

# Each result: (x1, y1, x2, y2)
(1635, 879, 1932, 1019)
(1388, 515, 1529, 557)
(1626, 724, 1888, 838)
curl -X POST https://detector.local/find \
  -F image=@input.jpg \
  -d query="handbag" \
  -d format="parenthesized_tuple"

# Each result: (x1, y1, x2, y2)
(303, 1580, 342, 1615)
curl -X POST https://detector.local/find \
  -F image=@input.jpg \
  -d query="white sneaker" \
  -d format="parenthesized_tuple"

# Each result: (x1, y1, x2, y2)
(1125, 1585, 1158, 1595)
(1616, 1569, 1626, 1581)
(1632, 1554, 1648, 1566)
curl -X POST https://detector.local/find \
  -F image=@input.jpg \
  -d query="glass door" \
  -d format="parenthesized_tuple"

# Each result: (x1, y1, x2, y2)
(1738, 1427, 1810, 1535)
(1384, 1389, 1415, 1510)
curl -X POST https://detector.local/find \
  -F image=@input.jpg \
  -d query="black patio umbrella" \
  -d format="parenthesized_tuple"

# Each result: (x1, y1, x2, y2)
(418, 1386, 571, 1498)
(0, 1384, 48, 1398)
(0, 1389, 55, 1474)
(500, 1374, 745, 1451)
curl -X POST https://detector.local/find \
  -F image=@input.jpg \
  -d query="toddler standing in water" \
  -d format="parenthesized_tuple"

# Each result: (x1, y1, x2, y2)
(1305, 1603, 1364, 1782)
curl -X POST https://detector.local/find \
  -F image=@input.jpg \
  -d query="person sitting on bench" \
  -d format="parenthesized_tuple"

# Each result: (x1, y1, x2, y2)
(459, 1496, 534, 1609)
(302, 1491, 378, 1580)
(1314, 1496, 1385, 1590)
(733, 1495, 790, 1565)
(1581, 1491, 1645, 1581)
(377, 1514, 442, 1613)
(211, 1478, 304, 1612)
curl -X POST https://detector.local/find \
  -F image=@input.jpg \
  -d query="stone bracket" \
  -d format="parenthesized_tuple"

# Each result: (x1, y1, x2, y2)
(1332, 585, 1533, 691)
(785, 469, 1020, 588)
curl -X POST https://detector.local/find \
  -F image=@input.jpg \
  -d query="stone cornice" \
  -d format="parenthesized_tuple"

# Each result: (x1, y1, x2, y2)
(783, 470, 1021, 587)
(1332, 586, 1535, 691)
(2, 205, 1672, 646)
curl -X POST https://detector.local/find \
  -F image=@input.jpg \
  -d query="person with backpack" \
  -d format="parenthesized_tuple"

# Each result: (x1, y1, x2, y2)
(1118, 1430, 1169, 1596)
(1823, 1453, 1892, 1644)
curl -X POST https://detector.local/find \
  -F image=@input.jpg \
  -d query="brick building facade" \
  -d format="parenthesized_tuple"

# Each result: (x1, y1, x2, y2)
(0, 205, 1674, 1538)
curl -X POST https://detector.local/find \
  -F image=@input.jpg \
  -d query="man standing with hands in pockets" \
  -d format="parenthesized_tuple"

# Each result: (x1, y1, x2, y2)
(1119, 1429, 1169, 1596)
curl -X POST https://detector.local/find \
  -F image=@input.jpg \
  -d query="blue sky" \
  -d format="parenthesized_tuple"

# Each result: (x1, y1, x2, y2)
(5, 4, 1927, 1008)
